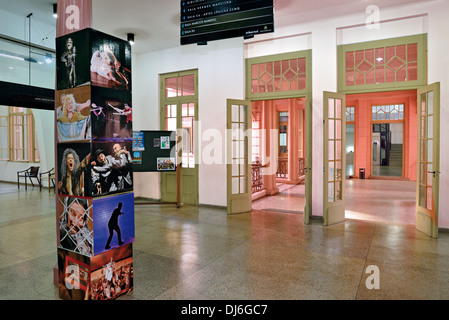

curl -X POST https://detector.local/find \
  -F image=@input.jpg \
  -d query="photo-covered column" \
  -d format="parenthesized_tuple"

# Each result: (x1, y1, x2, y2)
(55, 0, 134, 300)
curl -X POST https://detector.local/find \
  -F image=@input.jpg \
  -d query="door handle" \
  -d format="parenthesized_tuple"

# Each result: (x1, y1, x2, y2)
(428, 171, 441, 178)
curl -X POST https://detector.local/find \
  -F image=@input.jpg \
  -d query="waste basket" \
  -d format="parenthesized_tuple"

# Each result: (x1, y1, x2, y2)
(359, 168, 365, 179)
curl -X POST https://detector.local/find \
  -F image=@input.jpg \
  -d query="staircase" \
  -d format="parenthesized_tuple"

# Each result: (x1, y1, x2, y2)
(389, 144, 403, 166)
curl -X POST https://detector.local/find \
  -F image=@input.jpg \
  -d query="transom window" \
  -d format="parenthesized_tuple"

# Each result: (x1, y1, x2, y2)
(345, 44, 418, 86)
(338, 34, 427, 93)
(372, 104, 404, 121)
(246, 50, 311, 99)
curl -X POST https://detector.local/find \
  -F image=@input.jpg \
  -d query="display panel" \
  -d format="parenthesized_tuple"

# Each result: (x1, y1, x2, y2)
(180, 0, 274, 45)
(132, 131, 177, 172)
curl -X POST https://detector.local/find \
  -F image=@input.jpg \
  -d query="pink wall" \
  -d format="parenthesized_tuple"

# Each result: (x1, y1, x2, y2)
(346, 90, 417, 181)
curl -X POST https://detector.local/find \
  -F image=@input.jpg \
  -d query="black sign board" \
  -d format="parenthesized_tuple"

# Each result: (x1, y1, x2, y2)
(132, 131, 177, 172)
(180, 0, 274, 45)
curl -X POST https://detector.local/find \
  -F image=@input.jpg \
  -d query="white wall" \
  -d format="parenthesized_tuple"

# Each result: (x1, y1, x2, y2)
(132, 1, 449, 228)
(254, 1, 449, 226)
(133, 38, 245, 206)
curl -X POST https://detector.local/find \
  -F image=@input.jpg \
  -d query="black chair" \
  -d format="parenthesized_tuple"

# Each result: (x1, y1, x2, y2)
(39, 168, 55, 192)
(17, 166, 40, 190)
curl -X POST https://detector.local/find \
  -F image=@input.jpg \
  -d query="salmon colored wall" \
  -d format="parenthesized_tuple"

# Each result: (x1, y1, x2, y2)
(346, 90, 417, 181)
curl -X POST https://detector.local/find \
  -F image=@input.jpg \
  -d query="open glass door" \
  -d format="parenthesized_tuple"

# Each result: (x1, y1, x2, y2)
(323, 92, 346, 226)
(416, 83, 440, 238)
(304, 93, 312, 224)
(227, 99, 252, 214)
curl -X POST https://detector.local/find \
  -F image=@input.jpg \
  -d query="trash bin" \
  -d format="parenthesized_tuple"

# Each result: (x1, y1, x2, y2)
(359, 168, 365, 179)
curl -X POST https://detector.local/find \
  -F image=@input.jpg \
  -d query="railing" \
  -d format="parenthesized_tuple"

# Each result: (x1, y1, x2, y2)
(298, 158, 305, 177)
(251, 160, 264, 193)
(276, 157, 288, 178)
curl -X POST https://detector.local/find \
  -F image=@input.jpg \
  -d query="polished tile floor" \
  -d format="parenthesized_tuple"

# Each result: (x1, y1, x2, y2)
(1, 181, 449, 300)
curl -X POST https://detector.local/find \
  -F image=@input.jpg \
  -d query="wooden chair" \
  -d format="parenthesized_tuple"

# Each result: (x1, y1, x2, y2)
(40, 168, 55, 192)
(17, 166, 40, 190)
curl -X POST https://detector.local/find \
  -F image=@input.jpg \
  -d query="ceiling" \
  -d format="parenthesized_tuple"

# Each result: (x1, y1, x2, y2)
(0, 0, 437, 54)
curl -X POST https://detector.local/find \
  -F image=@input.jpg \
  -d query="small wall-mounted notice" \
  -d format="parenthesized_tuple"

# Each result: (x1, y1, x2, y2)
(133, 132, 145, 151)
(160, 136, 170, 149)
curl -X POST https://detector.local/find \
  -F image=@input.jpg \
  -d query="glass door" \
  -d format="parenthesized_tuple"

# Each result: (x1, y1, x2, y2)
(416, 83, 440, 238)
(227, 99, 252, 214)
(323, 92, 346, 226)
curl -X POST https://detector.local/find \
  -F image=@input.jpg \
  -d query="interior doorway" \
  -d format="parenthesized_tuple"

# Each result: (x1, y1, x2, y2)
(251, 97, 307, 214)
(344, 90, 417, 225)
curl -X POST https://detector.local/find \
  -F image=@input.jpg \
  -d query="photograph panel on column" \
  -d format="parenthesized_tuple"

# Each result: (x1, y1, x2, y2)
(56, 29, 91, 90)
(57, 195, 94, 256)
(91, 141, 133, 197)
(90, 30, 131, 91)
(56, 85, 92, 142)
(93, 192, 135, 255)
(90, 243, 133, 300)
(57, 142, 92, 197)
(91, 86, 132, 142)
(57, 248, 91, 300)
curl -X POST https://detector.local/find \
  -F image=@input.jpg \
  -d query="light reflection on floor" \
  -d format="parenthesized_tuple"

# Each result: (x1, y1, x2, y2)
(252, 179, 416, 225)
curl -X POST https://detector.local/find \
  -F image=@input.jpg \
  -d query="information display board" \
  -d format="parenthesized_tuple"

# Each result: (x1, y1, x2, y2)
(180, 0, 274, 45)
(132, 131, 177, 172)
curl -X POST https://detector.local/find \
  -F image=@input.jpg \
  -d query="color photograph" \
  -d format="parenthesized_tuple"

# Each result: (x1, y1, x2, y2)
(56, 85, 91, 142)
(56, 30, 91, 90)
(92, 192, 135, 255)
(90, 30, 131, 91)
(90, 244, 134, 300)
(90, 86, 132, 142)
(57, 143, 92, 197)
(58, 195, 94, 256)
(157, 157, 176, 171)
(91, 141, 133, 196)
(57, 248, 91, 300)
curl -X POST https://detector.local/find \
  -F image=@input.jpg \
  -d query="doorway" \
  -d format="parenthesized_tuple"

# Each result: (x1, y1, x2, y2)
(343, 90, 416, 225)
(251, 97, 307, 215)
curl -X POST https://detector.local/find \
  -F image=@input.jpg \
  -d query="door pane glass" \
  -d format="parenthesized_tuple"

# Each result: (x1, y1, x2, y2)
(419, 185, 426, 208)
(336, 181, 342, 201)
(329, 119, 335, 140)
(232, 177, 239, 194)
(336, 120, 342, 140)
(165, 77, 177, 97)
(427, 187, 433, 211)
(427, 92, 434, 115)
(427, 115, 433, 140)
(182, 75, 195, 96)
(328, 141, 335, 161)
(328, 182, 335, 202)
(240, 105, 247, 123)
(328, 98, 335, 118)
(232, 105, 239, 122)
(232, 160, 239, 177)
(336, 99, 342, 120)
(240, 176, 247, 194)
(328, 161, 335, 182)
(336, 140, 342, 160)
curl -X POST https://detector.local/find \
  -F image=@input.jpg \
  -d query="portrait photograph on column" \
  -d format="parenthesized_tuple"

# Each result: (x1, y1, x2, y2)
(57, 142, 92, 197)
(56, 29, 91, 90)
(56, 85, 92, 142)
(58, 195, 94, 256)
